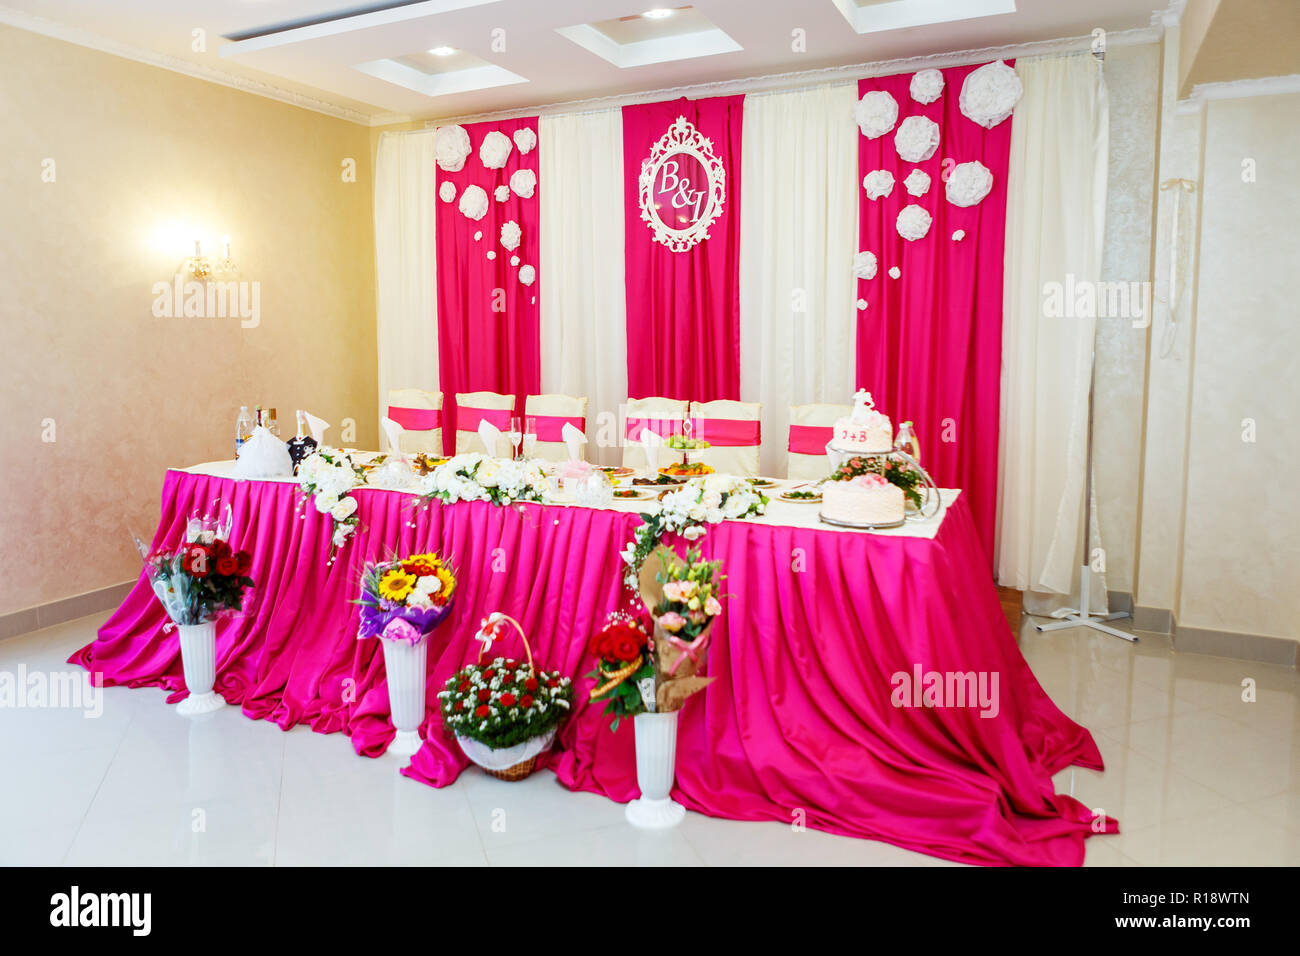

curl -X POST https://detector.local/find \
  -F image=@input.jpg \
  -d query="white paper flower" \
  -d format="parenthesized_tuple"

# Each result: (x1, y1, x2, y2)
(509, 168, 536, 199)
(862, 169, 895, 200)
(889, 266, 901, 279)
(855, 90, 899, 139)
(512, 127, 537, 155)
(510, 255, 520, 266)
(479, 130, 513, 169)
(894, 115, 941, 162)
(856, 298, 868, 310)
(852, 251, 878, 280)
(459, 185, 488, 221)
(487, 251, 496, 260)
(945, 161, 994, 207)
(500, 220, 521, 251)
(438, 181, 456, 203)
(494, 185, 509, 202)
(910, 69, 945, 104)
(952, 229, 966, 241)
(896, 204, 932, 241)
(518, 264, 536, 286)
(434, 125, 471, 172)
(960, 60, 1022, 129)
(904, 169, 931, 197)
(473, 230, 482, 241)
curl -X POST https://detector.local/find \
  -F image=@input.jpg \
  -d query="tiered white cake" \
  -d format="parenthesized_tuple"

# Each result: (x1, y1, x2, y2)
(831, 390, 894, 453)
(822, 473, 905, 526)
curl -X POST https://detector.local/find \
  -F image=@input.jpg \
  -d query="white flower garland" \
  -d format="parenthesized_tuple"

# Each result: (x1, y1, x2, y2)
(862, 169, 895, 200)
(434, 125, 471, 172)
(959, 60, 1022, 129)
(945, 160, 994, 207)
(421, 453, 549, 506)
(458, 184, 489, 221)
(896, 204, 933, 241)
(904, 169, 931, 197)
(297, 447, 365, 550)
(910, 69, 945, 104)
(479, 130, 513, 170)
(512, 128, 537, 155)
(855, 90, 899, 139)
(500, 220, 521, 251)
(509, 168, 536, 199)
(894, 115, 941, 163)
(852, 250, 878, 280)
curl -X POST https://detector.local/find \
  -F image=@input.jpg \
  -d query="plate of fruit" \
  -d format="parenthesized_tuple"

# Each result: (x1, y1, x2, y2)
(659, 461, 714, 478)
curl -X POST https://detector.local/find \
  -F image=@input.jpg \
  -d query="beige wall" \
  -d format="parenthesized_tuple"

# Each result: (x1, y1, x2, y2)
(0, 25, 378, 616)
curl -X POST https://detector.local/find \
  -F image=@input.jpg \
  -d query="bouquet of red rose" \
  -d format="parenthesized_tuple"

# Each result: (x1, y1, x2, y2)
(585, 611, 655, 731)
(135, 508, 254, 626)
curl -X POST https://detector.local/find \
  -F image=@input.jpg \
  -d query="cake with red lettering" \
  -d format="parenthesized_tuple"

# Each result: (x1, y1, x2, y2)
(821, 472, 905, 526)
(831, 390, 894, 454)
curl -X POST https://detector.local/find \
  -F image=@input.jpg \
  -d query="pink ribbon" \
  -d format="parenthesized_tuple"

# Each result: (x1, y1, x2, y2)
(624, 416, 685, 442)
(663, 629, 712, 676)
(381, 617, 424, 646)
(694, 417, 760, 447)
(457, 405, 513, 431)
(388, 406, 442, 431)
(530, 414, 586, 442)
(788, 425, 833, 456)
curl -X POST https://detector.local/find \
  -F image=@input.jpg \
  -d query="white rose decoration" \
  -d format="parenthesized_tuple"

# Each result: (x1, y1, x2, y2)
(855, 90, 898, 139)
(896, 204, 932, 241)
(479, 130, 513, 170)
(438, 181, 456, 203)
(434, 125, 471, 172)
(894, 115, 941, 162)
(330, 497, 357, 522)
(512, 127, 537, 155)
(494, 185, 509, 202)
(518, 264, 536, 286)
(960, 60, 1022, 129)
(509, 168, 536, 199)
(910, 69, 945, 104)
(904, 169, 931, 197)
(458, 185, 489, 221)
(862, 169, 894, 200)
(945, 160, 994, 207)
(852, 251, 878, 280)
(500, 220, 521, 251)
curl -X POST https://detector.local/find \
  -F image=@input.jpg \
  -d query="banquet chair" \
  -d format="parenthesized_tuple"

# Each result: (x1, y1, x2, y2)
(620, 396, 690, 470)
(386, 388, 443, 457)
(690, 399, 762, 477)
(786, 403, 851, 480)
(454, 390, 516, 456)
(524, 393, 589, 462)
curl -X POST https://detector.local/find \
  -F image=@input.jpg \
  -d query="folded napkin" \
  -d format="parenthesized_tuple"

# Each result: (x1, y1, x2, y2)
(639, 427, 663, 473)
(478, 419, 503, 458)
(304, 412, 330, 445)
(561, 422, 588, 462)
(234, 425, 293, 478)
(381, 416, 405, 456)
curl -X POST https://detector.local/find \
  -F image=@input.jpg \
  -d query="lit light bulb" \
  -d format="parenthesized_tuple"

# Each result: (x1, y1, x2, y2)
(642, 8, 674, 19)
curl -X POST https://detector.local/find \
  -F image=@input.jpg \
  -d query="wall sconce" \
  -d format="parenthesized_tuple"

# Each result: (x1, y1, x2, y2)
(180, 235, 237, 281)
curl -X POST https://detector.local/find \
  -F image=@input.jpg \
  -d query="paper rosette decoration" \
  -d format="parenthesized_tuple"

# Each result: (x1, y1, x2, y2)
(434, 125, 471, 172)
(945, 160, 994, 207)
(862, 169, 895, 200)
(855, 90, 899, 139)
(479, 130, 513, 169)
(896, 204, 933, 241)
(638, 551, 716, 712)
(509, 168, 536, 199)
(512, 127, 537, 154)
(852, 250, 878, 280)
(904, 169, 931, 197)
(459, 184, 489, 221)
(960, 60, 1022, 129)
(894, 115, 941, 162)
(910, 68, 945, 104)
(438, 181, 457, 203)
(500, 219, 521, 251)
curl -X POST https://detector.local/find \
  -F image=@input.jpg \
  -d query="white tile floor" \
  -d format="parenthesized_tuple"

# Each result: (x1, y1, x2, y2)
(1, 610, 1297, 866)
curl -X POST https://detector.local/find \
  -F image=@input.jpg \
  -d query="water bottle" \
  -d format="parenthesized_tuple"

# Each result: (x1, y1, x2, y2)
(235, 405, 254, 457)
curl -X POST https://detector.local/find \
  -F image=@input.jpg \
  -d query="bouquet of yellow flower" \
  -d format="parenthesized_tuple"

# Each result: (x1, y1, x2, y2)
(356, 551, 457, 644)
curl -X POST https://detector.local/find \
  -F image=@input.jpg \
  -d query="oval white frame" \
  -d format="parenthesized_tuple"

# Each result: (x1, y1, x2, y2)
(637, 116, 727, 254)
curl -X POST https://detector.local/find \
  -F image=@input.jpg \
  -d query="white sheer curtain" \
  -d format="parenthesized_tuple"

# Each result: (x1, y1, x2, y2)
(997, 54, 1110, 610)
(738, 84, 859, 477)
(538, 109, 627, 465)
(374, 129, 440, 431)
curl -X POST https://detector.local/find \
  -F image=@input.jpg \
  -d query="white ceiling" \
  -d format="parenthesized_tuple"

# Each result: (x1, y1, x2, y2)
(2, 0, 1168, 124)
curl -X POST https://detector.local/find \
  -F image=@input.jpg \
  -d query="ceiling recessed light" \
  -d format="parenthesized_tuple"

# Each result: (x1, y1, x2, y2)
(642, 8, 674, 18)
(429, 46, 456, 56)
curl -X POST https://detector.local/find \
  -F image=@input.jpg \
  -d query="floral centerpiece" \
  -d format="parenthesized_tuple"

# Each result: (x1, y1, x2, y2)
(826, 454, 924, 509)
(297, 447, 367, 550)
(439, 612, 573, 780)
(585, 611, 654, 730)
(621, 474, 766, 588)
(355, 551, 457, 757)
(420, 453, 549, 506)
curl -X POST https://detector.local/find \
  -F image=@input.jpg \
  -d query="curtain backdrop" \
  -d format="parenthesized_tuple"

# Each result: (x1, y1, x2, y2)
(856, 63, 1013, 563)
(739, 84, 859, 477)
(539, 109, 628, 466)
(623, 95, 743, 404)
(997, 55, 1111, 609)
(435, 118, 540, 440)
(374, 130, 439, 429)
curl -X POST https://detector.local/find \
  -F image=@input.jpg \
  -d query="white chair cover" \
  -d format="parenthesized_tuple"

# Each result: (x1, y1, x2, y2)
(386, 388, 443, 457)
(786, 403, 851, 480)
(454, 390, 516, 456)
(621, 396, 690, 470)
(524, 394, 589, 462)
(690, 399, 762, 478)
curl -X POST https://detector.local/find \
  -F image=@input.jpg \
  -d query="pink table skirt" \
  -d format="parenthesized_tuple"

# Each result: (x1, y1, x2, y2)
(72, 469, 1112, 865)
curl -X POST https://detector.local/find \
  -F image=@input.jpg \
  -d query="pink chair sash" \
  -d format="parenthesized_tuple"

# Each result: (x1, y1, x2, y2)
(694, 417, 760, 448)
(788, 425, 833, 456)
(624, 416, 685, 442)
(458, 406, 513, 432)
(387, 406, 442, 431)
(530, 415, 586, 443)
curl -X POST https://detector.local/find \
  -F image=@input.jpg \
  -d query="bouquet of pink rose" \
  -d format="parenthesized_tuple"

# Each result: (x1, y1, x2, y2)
(635, 546, 727, 713)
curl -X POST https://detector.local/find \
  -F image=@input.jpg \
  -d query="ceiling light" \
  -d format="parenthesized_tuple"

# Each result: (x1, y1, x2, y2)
(642, 8, 674, 18)
(429, 46, 456, 56)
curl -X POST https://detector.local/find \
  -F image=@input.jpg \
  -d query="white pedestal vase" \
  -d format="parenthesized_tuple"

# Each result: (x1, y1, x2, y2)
(175, 621, 227, 716)
(625, 711, 686, 828)
(382, 637, 428, 757)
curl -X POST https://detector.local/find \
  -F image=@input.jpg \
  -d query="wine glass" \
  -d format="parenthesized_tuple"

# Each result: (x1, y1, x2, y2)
(508, 416, 523, 461)
(522, 417, 538, 459)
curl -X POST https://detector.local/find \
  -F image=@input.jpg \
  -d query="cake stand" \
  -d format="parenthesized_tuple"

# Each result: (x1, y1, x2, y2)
(819, 444, 941, 528)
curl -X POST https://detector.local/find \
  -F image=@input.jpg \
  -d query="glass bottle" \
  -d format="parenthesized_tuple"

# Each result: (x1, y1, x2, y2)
(236, 405, 254, 457)
(286, 410, 318, 474)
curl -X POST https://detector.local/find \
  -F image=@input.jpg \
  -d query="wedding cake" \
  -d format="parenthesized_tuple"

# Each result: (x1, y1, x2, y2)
(822, 473, 905, 526)
(832, 390, 894, 453)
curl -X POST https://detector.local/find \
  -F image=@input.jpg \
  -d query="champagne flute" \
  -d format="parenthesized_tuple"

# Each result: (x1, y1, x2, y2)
(522, 416, 538, 459)
(508, 416, 523, 461)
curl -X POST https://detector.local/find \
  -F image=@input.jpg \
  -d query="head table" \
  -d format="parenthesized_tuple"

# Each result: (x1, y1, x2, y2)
(71, 459, 1113, 866)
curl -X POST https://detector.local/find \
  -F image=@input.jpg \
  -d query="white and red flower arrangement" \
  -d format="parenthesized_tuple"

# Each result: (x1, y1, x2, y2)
(585, 611, 655, 730)
(137, 510, 255, 626)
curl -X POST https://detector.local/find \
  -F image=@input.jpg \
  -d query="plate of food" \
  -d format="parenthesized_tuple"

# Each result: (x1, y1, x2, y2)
(613, 488, 653, 501)
(633, 474, 681, 486)
(412, 453, 449, 475)
(779, 488, 823, 503)
(600, 465, 636, 478)
(747, 477, 778, 489)
(659, 461, 714, 479)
